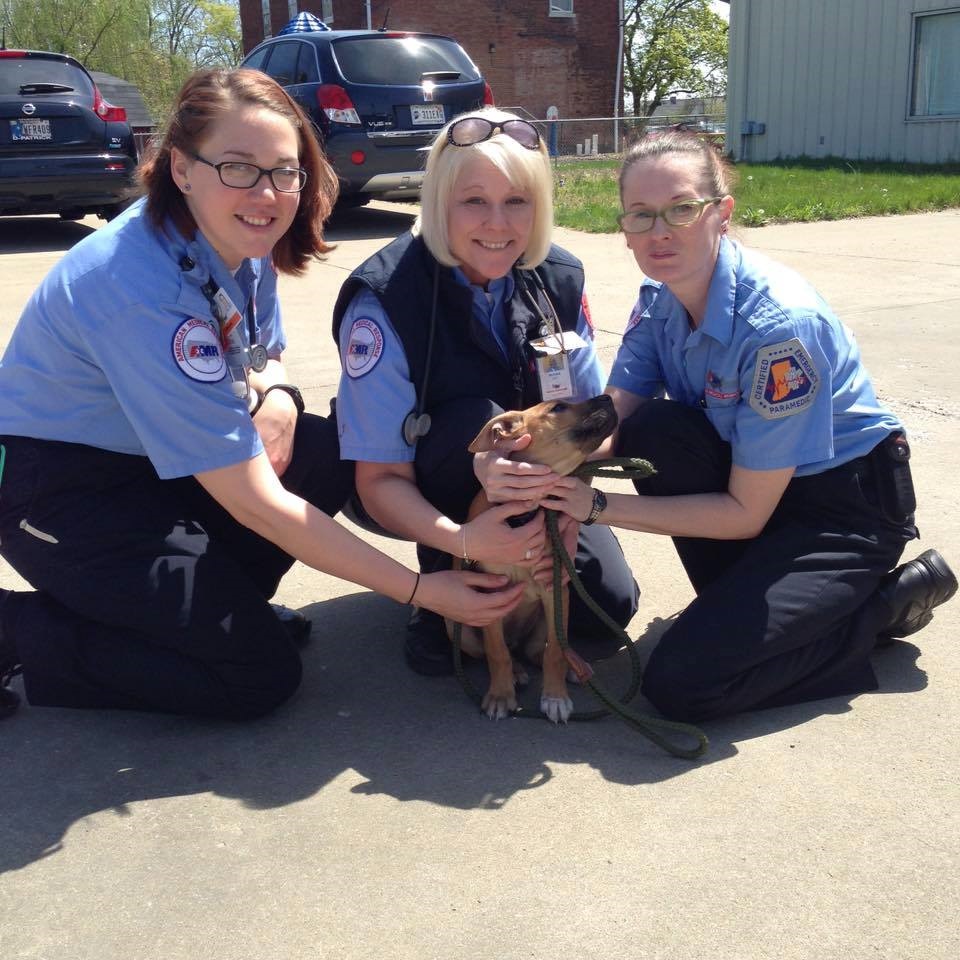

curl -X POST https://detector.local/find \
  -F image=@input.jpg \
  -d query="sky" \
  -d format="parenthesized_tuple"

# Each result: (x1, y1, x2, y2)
(711, 0, 730, 20)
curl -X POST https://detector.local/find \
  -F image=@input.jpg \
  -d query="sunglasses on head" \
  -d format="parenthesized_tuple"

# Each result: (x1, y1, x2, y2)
(446, 116, 542, 150)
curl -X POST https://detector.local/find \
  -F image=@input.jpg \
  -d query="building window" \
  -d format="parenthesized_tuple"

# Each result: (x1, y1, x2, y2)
(321, 0, 333, 24)
(549, 0, 574, 17)
(262, 0, 272, 40)
(910, 10, 960, 118)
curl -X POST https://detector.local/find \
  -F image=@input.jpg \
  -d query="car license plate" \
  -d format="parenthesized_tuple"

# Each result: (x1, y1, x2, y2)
(10, 119, 52, 141)
(410, 104, 445, 125)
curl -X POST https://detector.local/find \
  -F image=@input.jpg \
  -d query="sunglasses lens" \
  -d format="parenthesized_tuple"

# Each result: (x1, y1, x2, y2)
(449, 117, 491, 146)
(503, 121, 540, 149)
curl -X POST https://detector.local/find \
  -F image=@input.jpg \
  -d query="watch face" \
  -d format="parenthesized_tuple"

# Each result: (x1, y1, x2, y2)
(249, 344, 269, 372)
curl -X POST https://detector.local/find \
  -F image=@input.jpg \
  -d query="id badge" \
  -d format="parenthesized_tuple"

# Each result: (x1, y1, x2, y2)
(529, 331, 587, 401)
(210, 287, 243, 343)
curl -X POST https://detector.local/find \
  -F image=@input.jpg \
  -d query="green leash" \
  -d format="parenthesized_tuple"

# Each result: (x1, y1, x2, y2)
(452, 457, 709, 760)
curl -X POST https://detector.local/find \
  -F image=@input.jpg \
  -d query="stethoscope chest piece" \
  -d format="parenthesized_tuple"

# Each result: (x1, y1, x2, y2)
(249, 344, 269, 373)
(403, 411, 432, 445)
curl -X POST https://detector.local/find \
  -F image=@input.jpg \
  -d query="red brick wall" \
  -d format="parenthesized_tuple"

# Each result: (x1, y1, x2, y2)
(238, 1, 621, 128)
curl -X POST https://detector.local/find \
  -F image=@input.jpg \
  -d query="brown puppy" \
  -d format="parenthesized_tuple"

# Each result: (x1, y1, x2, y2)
(451, 394, 618, 722)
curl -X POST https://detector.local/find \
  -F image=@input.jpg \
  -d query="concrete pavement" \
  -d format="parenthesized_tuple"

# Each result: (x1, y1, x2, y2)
(1, 206, 958, 960)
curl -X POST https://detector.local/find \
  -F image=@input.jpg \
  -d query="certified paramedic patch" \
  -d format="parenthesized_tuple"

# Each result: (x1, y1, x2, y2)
(749, 338, 819, 420)
(345, 318, 384, 379)
(172, 317, 226, 382)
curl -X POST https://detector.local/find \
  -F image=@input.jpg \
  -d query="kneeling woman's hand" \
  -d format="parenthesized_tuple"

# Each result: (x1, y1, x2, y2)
(473, 435, 560, 504)
(540, 477, 595, 524)
(416, 571, 527, 627)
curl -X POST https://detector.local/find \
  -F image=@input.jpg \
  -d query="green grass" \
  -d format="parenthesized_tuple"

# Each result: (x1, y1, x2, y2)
(553, 156, 960, 232)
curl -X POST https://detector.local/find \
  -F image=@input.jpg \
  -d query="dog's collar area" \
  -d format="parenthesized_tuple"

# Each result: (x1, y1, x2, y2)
(506, 507, 540, 529)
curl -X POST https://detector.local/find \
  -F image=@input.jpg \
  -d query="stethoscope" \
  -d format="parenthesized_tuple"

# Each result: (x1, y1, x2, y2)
(179, 254, 269, 374)
(401, 260, 563, 446)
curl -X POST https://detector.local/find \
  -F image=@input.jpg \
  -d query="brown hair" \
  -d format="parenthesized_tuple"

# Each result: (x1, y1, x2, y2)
(619, 130, 737, 201)
(138, 68, 338, 276)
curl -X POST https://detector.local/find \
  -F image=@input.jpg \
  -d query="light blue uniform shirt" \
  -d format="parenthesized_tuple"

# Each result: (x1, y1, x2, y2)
(337, 267, 605, 463)
(608, 237, 900, 476)
(0, 198, 284, 478)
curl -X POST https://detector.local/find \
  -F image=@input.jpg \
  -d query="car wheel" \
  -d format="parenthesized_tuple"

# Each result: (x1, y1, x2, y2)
(99, 200, 132, 222)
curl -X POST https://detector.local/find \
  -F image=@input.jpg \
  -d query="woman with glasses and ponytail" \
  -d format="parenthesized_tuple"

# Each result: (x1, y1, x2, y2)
(0, 73, 525, 720)
(333, 108, 639, 677)
(544, 131, 956, 723)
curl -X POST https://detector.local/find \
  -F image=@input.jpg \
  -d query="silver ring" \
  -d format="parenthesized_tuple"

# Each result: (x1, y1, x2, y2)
(524, 549, 532, 560)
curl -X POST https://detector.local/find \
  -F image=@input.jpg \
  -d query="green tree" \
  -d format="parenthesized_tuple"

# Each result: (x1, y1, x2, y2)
(0, 0, 240, 121)
(623, 0, 728, 118)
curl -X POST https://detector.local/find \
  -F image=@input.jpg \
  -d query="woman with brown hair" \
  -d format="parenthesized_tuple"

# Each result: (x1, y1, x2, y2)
(0, 70, 523, 720)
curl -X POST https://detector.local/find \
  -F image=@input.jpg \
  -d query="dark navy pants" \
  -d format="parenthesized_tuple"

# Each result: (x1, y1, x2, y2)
(617, 399, 917, 722)
(344, 396, 639, 645)
(0, 415, 352, 718)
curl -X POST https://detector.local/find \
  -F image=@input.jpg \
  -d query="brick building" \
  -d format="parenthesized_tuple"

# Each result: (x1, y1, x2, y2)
(237, 1, 622, 128)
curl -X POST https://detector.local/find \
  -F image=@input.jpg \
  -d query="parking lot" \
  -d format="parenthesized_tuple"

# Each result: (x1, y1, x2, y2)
(1, 204, 959, 960)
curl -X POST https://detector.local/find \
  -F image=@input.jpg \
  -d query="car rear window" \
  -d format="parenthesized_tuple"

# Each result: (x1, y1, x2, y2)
(0, 57, 93, 97)
(331, 36, 480, 86)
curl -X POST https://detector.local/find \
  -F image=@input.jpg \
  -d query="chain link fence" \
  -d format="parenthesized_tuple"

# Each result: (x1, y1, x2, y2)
(503, 109, 726, 159)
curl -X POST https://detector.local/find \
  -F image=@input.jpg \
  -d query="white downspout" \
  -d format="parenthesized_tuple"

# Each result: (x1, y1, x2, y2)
(614, 0, 624, 152)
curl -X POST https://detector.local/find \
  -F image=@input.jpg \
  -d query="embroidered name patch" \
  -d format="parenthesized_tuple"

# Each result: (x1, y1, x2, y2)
(345, 318, 384, 379)
(749, 338, 819, 420)
(172, 318, 226, 382)
(704, 370, 740, 401)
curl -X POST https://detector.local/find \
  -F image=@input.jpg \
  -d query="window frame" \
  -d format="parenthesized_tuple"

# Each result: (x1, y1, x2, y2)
(549, 0, 575, 18)
(907, 8, 960, 121)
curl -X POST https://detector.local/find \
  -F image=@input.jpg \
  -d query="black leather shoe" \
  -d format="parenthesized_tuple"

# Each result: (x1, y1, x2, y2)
(404, 608, 454, 676)
(271, 603, 312, 648)
(878, 549, 957, 641)
(1, 589, 23, 719)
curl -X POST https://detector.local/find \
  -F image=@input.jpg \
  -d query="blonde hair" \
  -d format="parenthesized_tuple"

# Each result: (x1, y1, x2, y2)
(414, 107, 554, 270)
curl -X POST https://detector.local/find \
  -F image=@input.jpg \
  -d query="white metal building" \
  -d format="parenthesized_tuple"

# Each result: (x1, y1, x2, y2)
(726, 0, 960, 162)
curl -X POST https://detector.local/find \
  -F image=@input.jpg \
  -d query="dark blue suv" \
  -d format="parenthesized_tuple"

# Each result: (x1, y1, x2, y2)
(0, 49, 137, 220)
(241, 29, 492, 204)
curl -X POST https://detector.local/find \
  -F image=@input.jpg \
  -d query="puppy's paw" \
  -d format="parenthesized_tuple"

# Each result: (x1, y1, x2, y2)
(512, 661, 530, 688)
(482, 689, 518, 720)
(540, 693, 574, 724)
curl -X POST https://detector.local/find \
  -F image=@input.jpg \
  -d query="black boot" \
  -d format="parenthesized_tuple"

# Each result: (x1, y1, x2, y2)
(1, 589, 23, 719)
(404, 607, 453, 676)
(877, 549, 957, 642)
(271, 603, 312, 648)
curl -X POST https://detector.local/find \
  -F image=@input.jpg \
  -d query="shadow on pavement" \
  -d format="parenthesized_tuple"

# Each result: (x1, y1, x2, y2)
(0, 594, 927, 876)
(324, 202, 417, 242)
(0, 216, 98, 254)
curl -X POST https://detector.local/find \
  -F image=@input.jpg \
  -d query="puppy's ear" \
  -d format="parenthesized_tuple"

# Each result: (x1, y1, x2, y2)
(467, 413, 525, 453)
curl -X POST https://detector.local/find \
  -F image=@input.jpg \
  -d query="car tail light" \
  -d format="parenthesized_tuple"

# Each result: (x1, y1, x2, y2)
(350, 150, 366, 165)
(92, 85, 127, 122)
(316, 85, 361, 125)
(483, 81, 495, 107)
(0, 50, 27, 58)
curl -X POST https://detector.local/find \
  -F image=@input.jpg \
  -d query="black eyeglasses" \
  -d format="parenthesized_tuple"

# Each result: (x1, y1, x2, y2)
(446, 116, 542, 150)
(191, 153, 308, 193)
(617, 197, 723, 233)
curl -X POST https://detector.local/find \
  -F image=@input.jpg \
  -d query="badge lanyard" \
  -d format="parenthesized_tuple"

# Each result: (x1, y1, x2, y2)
(519, 269, 576, 401)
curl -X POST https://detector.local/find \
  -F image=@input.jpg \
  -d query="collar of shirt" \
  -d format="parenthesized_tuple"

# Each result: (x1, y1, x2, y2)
(165, 225, 261, 321)
(452, 266, 514, 358)
(698, 236, 740, 347)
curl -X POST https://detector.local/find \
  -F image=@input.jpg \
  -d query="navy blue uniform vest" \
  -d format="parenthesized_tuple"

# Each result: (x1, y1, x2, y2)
(332, 233, 585, 415)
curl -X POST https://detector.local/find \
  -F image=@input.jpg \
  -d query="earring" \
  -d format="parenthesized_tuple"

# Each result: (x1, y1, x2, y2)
(183, 183, 191, 193)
